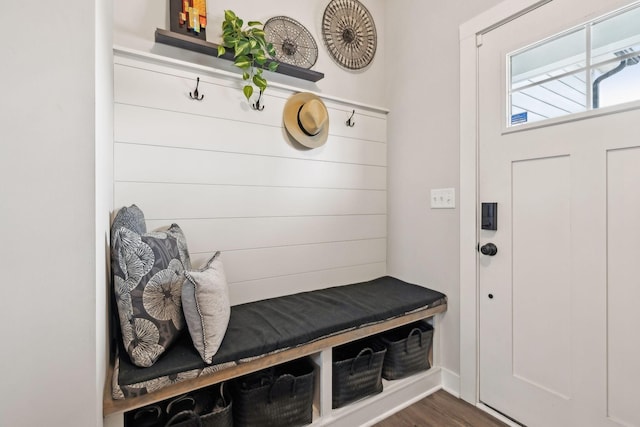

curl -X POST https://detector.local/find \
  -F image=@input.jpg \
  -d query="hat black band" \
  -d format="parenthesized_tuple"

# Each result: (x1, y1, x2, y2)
(297, 105, 320, 137)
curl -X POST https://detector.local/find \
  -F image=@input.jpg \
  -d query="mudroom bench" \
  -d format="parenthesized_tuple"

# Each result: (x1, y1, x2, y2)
(103, 276, 447, 424)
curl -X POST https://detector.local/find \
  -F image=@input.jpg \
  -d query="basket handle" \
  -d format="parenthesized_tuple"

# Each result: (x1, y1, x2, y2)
(164, 410, 202, 427)
(218, 382, 228, 408)
(405, 328, 424, 353)
(259, 371, 274, 386)
(133, 404, 162, 422)
(350, 347, 374, 375)
(166, 394, 196, 415)
(268, 373, 297, 403)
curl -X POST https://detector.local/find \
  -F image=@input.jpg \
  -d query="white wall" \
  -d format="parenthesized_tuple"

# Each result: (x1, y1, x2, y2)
(112, 53, 388, 306)
(113, 0, 386, 107)
(0, 1, 104, 426)
(385, 0, 502, 382)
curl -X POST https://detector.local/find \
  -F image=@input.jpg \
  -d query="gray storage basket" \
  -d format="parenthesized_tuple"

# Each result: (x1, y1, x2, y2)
(377, 320, 434, 380)
(231, 358, 315, 427)
(332, 339, 386, 409)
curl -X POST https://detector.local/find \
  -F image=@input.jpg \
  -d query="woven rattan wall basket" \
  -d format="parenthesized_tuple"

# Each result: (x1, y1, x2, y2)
(321, 0, 377, 70)
(264, 16, 318, 69)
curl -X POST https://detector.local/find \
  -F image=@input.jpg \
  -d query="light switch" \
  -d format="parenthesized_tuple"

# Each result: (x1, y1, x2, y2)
(430, 188, 456, 209)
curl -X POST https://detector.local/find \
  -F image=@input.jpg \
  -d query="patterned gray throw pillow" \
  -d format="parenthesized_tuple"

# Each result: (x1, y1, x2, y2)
(112, 225, 190, 367)
(110, 204, 146, 243)
(182, 252, 231, 364)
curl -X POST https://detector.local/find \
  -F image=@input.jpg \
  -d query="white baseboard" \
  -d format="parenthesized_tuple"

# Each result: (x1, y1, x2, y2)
(362, 384, 441, 427)
(441, 367, 460, 398)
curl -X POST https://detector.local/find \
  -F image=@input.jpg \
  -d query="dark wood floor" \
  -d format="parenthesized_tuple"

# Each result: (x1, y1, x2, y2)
(374, 390, 508, 427)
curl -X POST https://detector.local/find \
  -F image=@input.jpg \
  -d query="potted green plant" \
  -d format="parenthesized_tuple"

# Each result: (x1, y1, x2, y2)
(217, 10, 278, 102)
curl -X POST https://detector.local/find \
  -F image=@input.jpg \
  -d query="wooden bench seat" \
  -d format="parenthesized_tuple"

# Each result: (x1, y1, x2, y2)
(103, 276, 447, 416)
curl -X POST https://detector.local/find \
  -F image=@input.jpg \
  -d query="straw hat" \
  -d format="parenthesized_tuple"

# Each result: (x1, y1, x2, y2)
(283, 92, 329, 148)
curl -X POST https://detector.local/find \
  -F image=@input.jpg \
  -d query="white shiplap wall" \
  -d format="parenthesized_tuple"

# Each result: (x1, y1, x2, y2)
(113, 50, 389, 306)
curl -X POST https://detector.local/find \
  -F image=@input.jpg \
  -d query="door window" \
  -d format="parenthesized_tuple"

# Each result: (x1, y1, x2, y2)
(508, 2, 640, 127)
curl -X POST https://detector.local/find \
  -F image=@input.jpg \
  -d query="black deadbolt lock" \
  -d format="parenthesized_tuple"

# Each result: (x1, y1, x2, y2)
(482, 202, 498, 230)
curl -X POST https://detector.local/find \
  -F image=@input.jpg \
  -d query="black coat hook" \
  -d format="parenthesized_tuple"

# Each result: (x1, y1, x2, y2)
(189, 77, 204, 100)
(346, 110, 356, 127)
(252, 90, 265, 111)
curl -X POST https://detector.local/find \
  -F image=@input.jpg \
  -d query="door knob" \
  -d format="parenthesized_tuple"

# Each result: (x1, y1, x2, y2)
(480, 243, 498, 256)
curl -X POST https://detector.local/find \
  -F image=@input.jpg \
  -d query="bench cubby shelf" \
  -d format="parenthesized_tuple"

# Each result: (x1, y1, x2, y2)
(104, 303, 446, 425)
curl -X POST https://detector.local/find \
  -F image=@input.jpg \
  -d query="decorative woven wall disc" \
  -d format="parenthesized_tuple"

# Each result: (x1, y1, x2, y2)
(264, 16, 319, 69)
(322, 0, 377, 70)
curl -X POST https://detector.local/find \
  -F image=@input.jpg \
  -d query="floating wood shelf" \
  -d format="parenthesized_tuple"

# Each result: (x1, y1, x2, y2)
(155, 29, 325, 82)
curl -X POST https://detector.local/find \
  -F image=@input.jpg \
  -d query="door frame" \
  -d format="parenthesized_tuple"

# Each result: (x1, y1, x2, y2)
(458, 0, 552, 406)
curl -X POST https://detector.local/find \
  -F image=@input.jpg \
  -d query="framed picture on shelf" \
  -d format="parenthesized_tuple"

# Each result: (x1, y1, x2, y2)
(169, 0, 207, 40)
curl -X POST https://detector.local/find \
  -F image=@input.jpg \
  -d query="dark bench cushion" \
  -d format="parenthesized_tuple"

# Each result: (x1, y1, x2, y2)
(113, 276, 446, 399)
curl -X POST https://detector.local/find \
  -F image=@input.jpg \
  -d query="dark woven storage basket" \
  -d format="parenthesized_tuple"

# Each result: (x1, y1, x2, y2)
(332, 339, 386, 409)
(165, 404, 232, 427)
(126, 383, 232, 427)
(377, 320, 434, 380)
(231, 358, 315, 427)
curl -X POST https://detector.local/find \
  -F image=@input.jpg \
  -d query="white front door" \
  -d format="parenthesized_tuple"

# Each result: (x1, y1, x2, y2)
(478, 1, 640, 426)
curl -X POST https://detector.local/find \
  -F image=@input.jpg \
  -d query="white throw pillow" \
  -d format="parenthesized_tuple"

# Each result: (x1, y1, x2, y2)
(182, 252, 231, 363)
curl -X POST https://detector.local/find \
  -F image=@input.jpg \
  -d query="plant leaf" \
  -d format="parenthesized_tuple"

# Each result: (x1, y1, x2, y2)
(247, 21, 262, 27)
(254, 55, 266, 65)
(234, 56, 252, 69)
(224, 10, 236, 21)
(253, 75, 267, 91)
(268, 61, 279, 72)
(235, 41, 250, 57)
(217, 46, 226, 57)
(243, 85, 254, 101)
(242, 72, 250, 80)
(266, 43, 276, 56)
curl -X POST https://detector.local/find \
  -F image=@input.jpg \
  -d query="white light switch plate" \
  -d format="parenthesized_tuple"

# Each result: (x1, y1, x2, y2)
(431, 188, 456, 209)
